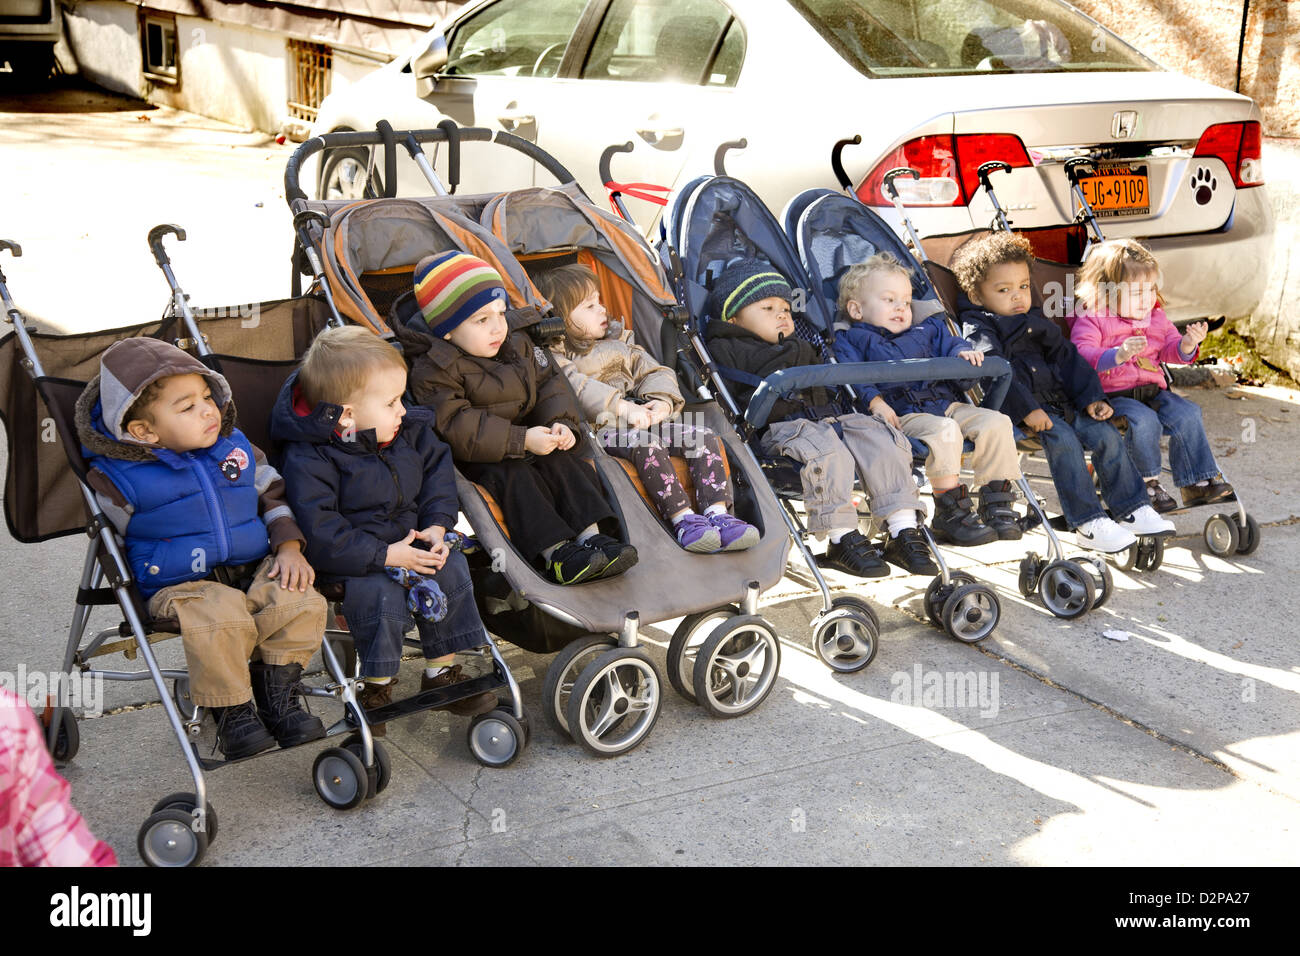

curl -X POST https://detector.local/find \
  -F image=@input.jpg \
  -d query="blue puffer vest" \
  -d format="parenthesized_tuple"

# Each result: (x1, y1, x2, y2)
(88, 402, 270, 599)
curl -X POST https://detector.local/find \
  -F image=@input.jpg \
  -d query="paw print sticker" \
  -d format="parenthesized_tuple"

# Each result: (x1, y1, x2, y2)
(1191, 167, 1217, 205)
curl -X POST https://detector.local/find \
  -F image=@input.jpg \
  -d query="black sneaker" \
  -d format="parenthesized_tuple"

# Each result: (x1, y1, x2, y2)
(882, 527, 940, 574)
(211, 700, 277, 760)
(977, 480, 1023, 541)
(1146, 478, 1178, 514)
(930, 484, 998, 546)
(582, 533, 639, 580)
(547, 540, 609, 585)
(819, 530, 890, 578)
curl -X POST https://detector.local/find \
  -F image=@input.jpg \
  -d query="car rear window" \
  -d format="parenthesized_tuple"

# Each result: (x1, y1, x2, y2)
(789, 0, 1157, 77)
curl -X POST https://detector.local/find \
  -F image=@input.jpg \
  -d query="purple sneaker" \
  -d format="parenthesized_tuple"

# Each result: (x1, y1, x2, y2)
(708, 512, 759, 551)
(675, 513, 722, 553)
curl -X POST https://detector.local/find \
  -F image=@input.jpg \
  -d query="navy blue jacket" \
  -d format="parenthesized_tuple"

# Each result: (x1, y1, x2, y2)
(271, 372, 459, 581)
(958, 298, 1107, 423)
(831, 314, 973, 415)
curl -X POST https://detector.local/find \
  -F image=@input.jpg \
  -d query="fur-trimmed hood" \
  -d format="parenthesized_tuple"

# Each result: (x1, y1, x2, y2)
(75, 369, 238, 463)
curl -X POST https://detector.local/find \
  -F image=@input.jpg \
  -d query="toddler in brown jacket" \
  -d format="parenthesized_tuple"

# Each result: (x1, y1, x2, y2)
(538, 264, 757, 553)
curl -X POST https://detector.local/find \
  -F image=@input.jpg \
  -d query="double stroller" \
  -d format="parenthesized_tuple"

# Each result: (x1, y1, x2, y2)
(782, 179, 1119, 618)
(655, 154, 1009, 651)
(284, 126, 792, 749)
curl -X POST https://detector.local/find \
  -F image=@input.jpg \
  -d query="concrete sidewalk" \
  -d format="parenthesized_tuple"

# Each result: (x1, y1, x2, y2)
(1, 80, 1298, 866)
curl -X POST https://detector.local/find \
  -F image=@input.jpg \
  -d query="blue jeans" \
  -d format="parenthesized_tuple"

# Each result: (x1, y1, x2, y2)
(1038, 410, 1148, 529)
(1108, 391, 1220, 487)
(340, 550, 485, 678)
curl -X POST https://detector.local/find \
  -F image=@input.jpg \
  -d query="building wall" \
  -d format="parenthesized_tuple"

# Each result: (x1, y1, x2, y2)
(63, 1, 144, 99)
(1076, 0, 1298, 137)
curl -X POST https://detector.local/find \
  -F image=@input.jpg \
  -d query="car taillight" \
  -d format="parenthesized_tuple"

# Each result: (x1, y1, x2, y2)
(1193, 120, 1264, 188)
(857, 133, 1032, 206)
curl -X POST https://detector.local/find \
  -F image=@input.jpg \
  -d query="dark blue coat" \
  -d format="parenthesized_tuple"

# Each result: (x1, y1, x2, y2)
(271, 372, 459, 581)
(957, 298, 1107, 424)
(831, 315, 972, 415)
(86, 402, 270, 599)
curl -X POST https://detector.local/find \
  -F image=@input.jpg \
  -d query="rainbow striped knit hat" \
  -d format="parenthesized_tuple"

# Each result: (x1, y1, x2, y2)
(413, 250, 508, 337)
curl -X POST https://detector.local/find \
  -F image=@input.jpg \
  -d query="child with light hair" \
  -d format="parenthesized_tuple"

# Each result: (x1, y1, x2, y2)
(1070, 238, 1231, 511)
(833, 252, 1023, 544)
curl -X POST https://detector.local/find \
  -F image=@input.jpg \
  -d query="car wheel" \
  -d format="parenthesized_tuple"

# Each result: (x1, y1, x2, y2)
(319, 146, 380, 201)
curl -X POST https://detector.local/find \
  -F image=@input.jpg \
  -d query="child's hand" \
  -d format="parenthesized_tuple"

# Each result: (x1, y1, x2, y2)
(869, 395, 900, 429)
(414, 525, 450, 570)
(1022, 408, 1053, 433)
(643, 399, 673, 426)
(268, 541, 315, 592)
(619, 400, 652, 430)
(1086, 401, 1113, 421)
(959, 349, 984, 367)
(1116, 335, 1148, 364)
(551, 422, 576, 451)
(386, 530, 443, 574)
(525, 425, 560, 455)
(1181, 321, 1208, 351)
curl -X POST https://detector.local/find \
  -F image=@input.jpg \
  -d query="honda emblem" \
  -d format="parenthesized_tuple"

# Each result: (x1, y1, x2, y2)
(1112, 110, 1138, 139)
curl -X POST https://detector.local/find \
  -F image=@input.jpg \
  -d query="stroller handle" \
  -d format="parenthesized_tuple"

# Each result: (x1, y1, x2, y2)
(0, 239, 20, 258)
(831, 135, 862, 191)
(743, 356, 1013, 431)
(599, 141, 634, 185)
(714, 139, 747, 177)
(976, 160, 1012, 191)
(1063, 156, 1097, 186)
(148, 224, 186, 268)
(882, 166, 919, 201)
(285, 125, 578, 203)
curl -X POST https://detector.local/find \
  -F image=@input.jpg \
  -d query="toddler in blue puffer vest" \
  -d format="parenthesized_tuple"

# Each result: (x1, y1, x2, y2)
(75, 337, 327, 760)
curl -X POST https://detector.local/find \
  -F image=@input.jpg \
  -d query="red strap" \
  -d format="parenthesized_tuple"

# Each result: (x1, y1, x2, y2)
(604, 180, 670, 213)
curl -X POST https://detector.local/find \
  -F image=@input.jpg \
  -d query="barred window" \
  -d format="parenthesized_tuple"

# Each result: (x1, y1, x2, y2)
(287, 39, 332, 123)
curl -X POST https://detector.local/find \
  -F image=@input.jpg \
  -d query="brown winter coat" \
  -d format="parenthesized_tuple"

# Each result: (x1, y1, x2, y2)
(397, 315, 583, 463)
(550, 323, 684, 423)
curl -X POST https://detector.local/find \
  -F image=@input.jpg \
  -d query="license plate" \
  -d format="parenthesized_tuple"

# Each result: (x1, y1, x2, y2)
(1075, 163, 1150, 218)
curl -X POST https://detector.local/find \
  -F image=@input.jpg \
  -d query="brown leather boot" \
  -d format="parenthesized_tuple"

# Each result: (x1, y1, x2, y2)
(422, 664, 496, 717)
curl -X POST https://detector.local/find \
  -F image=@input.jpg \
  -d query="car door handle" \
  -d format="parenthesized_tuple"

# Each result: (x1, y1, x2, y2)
(497, 110, 535, 131)
(636, 124, 683, 141)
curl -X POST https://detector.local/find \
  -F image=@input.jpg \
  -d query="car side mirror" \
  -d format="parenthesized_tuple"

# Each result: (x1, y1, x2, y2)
(413, 30, 449, 98)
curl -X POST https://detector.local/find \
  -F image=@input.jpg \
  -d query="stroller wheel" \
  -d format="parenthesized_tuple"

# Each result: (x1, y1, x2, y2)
(1070, 556, 1113, 610)
(565, 648, 661, 758)
(467, 709, 525, 769)
(138, 808, 207, 868)
(923, 572, 976, 628)
(172, 677, 198, 723)
(46, 707, 79, 763)
(667, 605, 740, 703)
(812, 606, 877, 673)
(1038, 561, 1095, 619)
(542, 635, 618, 739)
(312, 746, 368, 810)
(151, 792, 218, 846)
(694, 615, 782, 716)
(1017, 553, 1042, 597)
(941, 584, 1000, 643)
(1203, 513, 1240, 557)
(1235, 512, 1261, 555)
(1116, 542, 1139, 572)
(342, 735, 392, 796)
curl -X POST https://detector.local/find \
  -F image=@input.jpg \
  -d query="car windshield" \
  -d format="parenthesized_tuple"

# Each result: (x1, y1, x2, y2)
(789, 0, 1157, 77)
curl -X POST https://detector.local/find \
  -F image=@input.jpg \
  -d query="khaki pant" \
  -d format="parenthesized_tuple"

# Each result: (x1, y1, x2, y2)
(760, 413, 920, 534)
(897, 403, 1020, 487)
(147, 556, 327, 707)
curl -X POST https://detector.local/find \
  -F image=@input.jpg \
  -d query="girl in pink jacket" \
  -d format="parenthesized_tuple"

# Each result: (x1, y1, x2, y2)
(1071, 239, 1232, 512)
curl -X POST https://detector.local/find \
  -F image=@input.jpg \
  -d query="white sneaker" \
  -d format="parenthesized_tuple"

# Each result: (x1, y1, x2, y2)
(1075, 516, 1138, 553)
(1120, 504, 1176, 537)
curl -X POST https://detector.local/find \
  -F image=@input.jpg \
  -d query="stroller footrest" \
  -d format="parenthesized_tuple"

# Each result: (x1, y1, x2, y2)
(362, 673, 503, 724)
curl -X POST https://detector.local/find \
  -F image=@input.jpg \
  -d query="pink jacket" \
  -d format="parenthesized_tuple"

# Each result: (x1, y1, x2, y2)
(1070, 303, 1197, 393)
